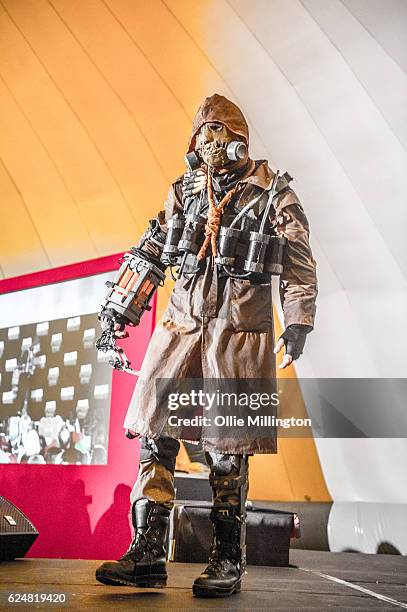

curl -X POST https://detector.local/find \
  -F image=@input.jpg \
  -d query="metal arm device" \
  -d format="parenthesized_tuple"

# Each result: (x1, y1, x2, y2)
(96, 248, 166, 375)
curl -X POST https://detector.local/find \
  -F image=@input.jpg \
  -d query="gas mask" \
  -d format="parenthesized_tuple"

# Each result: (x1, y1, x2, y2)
(195, 122, 248, 169)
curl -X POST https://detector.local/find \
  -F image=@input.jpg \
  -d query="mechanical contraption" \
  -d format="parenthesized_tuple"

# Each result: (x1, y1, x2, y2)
(95, 248, 166, 374)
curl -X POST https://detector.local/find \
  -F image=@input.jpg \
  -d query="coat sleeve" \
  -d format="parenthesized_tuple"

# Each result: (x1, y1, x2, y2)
(136, 182, 183, 260)
(273, 188, 318, 329)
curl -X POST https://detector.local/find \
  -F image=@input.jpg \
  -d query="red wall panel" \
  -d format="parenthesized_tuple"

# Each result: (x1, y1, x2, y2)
(0, 255, 155, 559)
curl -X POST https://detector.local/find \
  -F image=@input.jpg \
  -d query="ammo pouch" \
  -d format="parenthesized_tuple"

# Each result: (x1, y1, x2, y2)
(214, 220, 286, 276)
(179, 208, 286, 279)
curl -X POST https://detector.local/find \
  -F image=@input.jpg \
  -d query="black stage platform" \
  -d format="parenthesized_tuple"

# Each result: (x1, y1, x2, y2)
(1, 550, 406, 610)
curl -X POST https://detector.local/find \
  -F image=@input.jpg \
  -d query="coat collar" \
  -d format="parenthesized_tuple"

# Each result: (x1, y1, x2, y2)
(240, 160, 275, 190)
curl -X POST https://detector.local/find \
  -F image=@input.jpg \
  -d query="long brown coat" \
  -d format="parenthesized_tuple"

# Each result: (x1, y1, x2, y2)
(123, 166, 317, 454)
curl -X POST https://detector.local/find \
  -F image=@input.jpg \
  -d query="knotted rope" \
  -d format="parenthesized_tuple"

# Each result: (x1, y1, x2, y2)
(196, 166, 241, 261)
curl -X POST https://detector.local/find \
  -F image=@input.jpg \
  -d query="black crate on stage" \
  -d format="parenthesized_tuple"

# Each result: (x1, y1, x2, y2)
(168, 500, 296, 566)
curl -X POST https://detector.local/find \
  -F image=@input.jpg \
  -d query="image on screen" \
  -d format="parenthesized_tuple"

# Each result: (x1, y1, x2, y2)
(0, 311, 112, 466)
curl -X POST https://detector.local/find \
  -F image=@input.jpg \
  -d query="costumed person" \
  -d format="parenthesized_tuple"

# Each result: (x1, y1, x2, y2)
(95, 94, 317, 597)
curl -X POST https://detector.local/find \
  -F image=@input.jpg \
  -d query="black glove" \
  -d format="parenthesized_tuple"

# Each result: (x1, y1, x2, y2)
(279, 324, 312, 361)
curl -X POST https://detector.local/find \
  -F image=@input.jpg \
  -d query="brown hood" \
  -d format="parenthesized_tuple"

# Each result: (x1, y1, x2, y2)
(187, 93, 249, 153)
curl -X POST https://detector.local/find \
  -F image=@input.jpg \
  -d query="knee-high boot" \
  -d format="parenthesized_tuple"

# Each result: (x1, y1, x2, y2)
(96, 435, 179, 588)
(95, 499, 170, 587)
(193, 453, 249, 598)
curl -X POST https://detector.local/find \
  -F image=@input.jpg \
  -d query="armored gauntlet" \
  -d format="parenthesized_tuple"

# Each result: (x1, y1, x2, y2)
(96, 248, 166, 374)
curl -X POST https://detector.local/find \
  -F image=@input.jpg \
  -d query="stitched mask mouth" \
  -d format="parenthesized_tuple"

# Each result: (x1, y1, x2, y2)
(199, 141, 228, 166)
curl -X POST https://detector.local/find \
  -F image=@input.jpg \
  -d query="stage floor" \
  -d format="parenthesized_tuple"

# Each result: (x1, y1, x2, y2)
(1, 550, 406, 610)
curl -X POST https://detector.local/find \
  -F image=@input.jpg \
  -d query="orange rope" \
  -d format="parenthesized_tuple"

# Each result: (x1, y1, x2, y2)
(197, 166, 241, 261)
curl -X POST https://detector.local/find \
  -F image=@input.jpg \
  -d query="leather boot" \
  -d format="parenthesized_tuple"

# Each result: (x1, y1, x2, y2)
(193, 453, 248, 598)
(193, 505, 245, 597)
(96, 499, 170, 588)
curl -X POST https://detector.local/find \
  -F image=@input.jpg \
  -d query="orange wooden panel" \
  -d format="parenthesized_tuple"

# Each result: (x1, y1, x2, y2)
(0, 4, 140, 256)
(249, 453, 296, 501)
(2, 0, 168, 226)
(0, 78, 95, 266)
(0, 159, 50, 277)
(52, 0, 190, 182)
(105, 0, 231, 118)
(249, 439, 331, 502)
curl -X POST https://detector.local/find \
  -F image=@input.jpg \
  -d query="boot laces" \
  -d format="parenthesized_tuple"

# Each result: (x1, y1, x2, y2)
(205, 541, 239, 574)
(119, 531, 148, 562)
